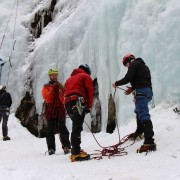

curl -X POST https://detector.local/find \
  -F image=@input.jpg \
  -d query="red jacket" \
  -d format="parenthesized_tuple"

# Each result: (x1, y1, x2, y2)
(42, 82, 64, 104)
(42, 81, 65, 120)
(64, 68, 94, 108)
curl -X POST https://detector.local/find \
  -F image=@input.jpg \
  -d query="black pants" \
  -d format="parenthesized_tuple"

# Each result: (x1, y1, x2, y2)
(46, 118, 71, 151)
(65, 100, 85, 155)
(0, 112, 9, 137)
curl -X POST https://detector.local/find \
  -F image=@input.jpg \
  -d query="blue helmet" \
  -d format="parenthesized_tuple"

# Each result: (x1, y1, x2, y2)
(79, 64, 91, 75)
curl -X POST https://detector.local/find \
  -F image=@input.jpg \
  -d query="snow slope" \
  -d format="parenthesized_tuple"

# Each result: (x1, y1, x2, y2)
(0, 104, 180, 180)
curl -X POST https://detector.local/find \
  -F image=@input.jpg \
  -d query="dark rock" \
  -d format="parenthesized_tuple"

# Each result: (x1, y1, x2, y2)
(91, 78, 101, 133)
(106, 94, 116, 134)
(30, 0, 57, 39)
(15, 92, 47, 138)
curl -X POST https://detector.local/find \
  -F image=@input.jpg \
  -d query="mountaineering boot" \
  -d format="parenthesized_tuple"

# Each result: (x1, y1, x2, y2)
(137, 120, 156, 153)
(137, 144, 156, 153)
(63, 147, 71, 155)
(48, 149, 55, 155)
(129, 117, 144, 141)
(3, 136, 11, 141)
(70, 150, 90, 162)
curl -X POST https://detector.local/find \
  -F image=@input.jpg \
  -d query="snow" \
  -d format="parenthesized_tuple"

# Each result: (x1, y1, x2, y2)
(0, 0, 180, 179)
(0, 104, 180, 180)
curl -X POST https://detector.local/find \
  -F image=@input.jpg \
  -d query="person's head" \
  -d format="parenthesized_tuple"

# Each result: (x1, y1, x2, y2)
(122, 54, 135, 67)
(79, 64, 91, 75)
(0, 85, 6, 91)
(48, 68, 59, 82)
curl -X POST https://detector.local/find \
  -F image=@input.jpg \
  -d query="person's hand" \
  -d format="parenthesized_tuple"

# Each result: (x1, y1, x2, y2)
(52, 83, 60, 94)
(85, 108, 91, 114)
(112, 83, 116, 88)
(124, 86, 133, 95)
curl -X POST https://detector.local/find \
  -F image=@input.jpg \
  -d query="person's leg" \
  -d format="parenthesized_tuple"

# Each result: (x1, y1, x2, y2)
(2, 113, 9, 137)
(71, 114, 84, 155)
(128, 114, 144, 140)
(135, 115, 143, 134)
(65, 100, 90, 161)
(0, 113, 2, 123)
(46, 119, 56, 154)
(0, 113, 2, 136)
(135, 88, 156, 152)
(58, 119, 71, 153)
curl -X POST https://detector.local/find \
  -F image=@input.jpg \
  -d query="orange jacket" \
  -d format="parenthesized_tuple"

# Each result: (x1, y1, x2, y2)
(42, 82, 64, 104)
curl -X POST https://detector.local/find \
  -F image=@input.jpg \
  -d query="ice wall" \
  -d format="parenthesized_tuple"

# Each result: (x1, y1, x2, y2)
(0, 0, 180, 130)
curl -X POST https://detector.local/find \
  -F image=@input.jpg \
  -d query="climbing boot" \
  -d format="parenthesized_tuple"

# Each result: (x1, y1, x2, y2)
(137, 143, 156, 153)
(3, 136, 11, 141)
(70, 150, 90, 162)
(48, 149, 55, 155)
(63, 147, 71, 155)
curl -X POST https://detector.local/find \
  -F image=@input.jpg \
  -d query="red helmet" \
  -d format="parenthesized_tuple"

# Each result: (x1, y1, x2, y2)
(122, 54, 135, 66)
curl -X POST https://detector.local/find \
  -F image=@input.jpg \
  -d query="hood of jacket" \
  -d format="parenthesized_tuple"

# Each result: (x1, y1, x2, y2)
(71, 68, 87, 76)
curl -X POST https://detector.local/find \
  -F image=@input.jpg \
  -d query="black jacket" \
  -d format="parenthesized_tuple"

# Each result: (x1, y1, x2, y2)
(115, 58, 152, 89)
(0, 90, 12, 108)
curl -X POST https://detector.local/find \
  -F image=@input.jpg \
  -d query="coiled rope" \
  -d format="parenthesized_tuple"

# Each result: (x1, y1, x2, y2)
(85, 88, 135, 160)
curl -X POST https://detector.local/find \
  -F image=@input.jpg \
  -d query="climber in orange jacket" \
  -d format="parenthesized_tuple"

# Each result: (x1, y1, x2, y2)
(42, 69, 71, 155)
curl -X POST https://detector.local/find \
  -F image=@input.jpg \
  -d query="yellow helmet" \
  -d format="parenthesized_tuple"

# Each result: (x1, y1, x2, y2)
(48, 68, 59, 76)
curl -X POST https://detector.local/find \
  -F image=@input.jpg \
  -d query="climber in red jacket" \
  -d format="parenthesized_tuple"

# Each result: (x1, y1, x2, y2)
(42, 69, 71, 155)
(64, 64, 94, 162)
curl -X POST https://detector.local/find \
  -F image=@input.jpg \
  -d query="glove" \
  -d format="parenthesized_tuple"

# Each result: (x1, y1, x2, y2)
(52, 83, 60, 94)
(124, 86, 133, 95)
(85, 108, 91, 114)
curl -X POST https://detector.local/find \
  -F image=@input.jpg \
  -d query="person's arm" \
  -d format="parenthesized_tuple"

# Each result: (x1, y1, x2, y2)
(84, 75, 94, 108)
(7, 93, 12, 107)
(115, 62, 137, 86)
(42, 86, 54, 103)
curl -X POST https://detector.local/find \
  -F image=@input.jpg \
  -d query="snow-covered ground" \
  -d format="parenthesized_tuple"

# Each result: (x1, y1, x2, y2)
(0, 104, 180, 180)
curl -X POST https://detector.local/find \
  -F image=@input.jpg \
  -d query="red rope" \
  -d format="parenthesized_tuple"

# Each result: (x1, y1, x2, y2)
(84, 121, 135, 160)
(83, 88, 135, 160)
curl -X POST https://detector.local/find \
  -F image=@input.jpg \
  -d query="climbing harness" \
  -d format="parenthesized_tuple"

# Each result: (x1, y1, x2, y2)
(73, 97, 86, 115)
(65, 95, 86, 116)
(133, 89, 155, 108)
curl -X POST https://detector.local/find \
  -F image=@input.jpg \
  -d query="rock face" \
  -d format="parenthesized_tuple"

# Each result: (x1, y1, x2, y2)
(15, 92, 47, 138)
(30, 0, 57, 38)
(106, 94, 116, 133)
(15, 0, 58, 138)
(90, 78, 102, 133)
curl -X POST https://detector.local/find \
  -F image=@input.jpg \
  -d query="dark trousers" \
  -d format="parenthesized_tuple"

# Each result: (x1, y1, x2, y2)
(65, 100, 85, 155)
(46, 118, 71, 151)
(0, 112, 9, 137)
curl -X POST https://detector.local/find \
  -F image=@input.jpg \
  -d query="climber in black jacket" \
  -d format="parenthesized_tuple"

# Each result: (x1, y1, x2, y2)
(0, 85, 12, 141)
(112, 54, 156, 153)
